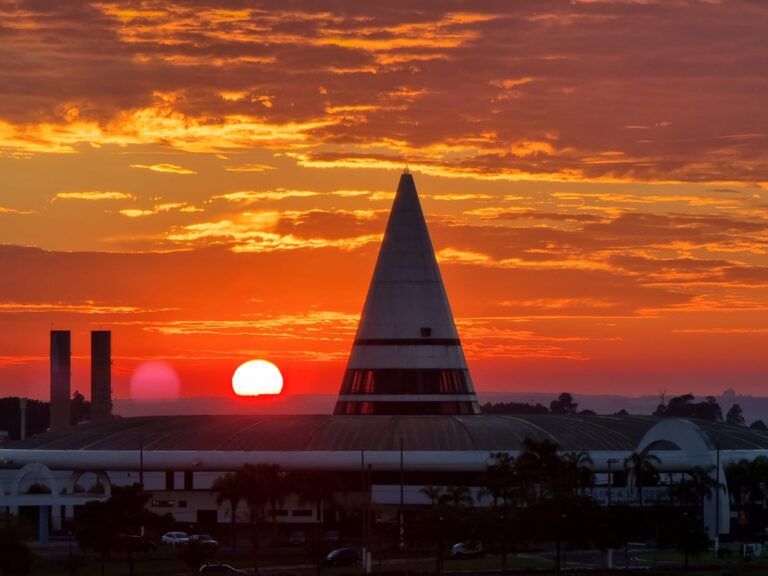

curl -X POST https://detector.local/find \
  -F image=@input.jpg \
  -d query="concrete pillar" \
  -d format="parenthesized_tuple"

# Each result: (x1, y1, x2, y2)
(50, 330, 71, 430)
(38, 505, 49, 543)
(52, 504, 62, 531)
(91, 331, 112, 423)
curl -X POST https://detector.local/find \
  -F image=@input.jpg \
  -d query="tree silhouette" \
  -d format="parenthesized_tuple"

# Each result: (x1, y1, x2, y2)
(289, 470, 339, 525)
(419, 485, 445, 506)
(726, 404, 745, 426)
(518, 437, 562, 501)
(212, 471, 246, 552)
(655, 394, 723, 421)
(70, 390, 91, 425)
(481, 401, 549, 414)
(75, 484, 168, 576)
(623, 452, 660, 506)
(562, 451, 594, 495)
(481, 452, 518, 572)
(726, 456, 768, 512)
(418, 483, 475, 574)
(677, 465, 725, 536)
(442, 485, 473, 507)
(236, 464, 286, 574)
(482, 452, 517, 508)
(0, 512, 32, 576)
(549, 393, 578, 415)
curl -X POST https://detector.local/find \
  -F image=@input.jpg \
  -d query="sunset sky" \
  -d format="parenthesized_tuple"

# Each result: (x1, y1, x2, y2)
(1, 0, 767, 403)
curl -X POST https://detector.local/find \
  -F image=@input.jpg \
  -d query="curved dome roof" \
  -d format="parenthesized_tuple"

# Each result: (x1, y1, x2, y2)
(6, 414, 768, 453)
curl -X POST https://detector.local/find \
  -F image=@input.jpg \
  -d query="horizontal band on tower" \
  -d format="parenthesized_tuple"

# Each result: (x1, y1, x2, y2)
(337, 394, 479, 402)
(340, 368, 476, 396)
(334, 400, 481, 416)
(354, 338, 461, 346)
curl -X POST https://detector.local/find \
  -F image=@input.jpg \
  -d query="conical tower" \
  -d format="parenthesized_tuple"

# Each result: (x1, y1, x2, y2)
(334, 172, 481, 415)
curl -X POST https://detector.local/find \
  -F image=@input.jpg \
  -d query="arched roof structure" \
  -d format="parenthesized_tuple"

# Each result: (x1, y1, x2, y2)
(3, 414, 767, 463)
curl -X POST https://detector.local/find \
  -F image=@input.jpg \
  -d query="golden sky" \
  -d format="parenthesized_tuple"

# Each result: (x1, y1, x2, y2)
(1, 0, 767, 401)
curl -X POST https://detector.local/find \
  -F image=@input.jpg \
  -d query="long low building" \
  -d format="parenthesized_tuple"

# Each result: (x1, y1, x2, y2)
(2, 413, 768, 541)
(3, 413, 768, 470)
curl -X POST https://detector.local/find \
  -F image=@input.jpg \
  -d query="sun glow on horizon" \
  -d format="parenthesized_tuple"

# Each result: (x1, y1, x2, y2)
(232, 359, 284, 396)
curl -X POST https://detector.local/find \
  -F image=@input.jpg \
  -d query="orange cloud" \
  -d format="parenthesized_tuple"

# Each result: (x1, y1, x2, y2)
(213, 190, 320, 202)
(129, 163, 196, 174)
(165, 210, 382, 253)
(0, 206, 35, 215)
(53, 191, 134, 201)
(223, 163, 277, 172)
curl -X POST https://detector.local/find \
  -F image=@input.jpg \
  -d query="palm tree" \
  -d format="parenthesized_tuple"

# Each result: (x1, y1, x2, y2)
(481, 452, 517, 574)
(443, 485, 473, 507)
(420, 485, 445, 506)
(212, 471, 246, 552)
(624, 451, 661, 506)
(238, 463, 285, 574)
(682, 465, 726, 527)
(482, 452, 517, 508)
(562, 451, 594, 495)
(725, 456, 768, 513)
(289, 470, 340, 524)
(518, 437, 562, 501)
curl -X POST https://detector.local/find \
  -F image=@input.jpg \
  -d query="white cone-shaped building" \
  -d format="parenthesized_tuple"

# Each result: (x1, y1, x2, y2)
(334, 172, 481, 415)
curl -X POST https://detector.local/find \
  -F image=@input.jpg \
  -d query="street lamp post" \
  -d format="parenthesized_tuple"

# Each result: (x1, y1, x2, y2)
(399, 437, 405, 550)
(607, 458, 620, 506)
(606, 458, 620, 570)
(715, 438, 721, 553)
(138, 434, 144, 488)
(500, 513, 506, 575)
(68, 530, 74, 576)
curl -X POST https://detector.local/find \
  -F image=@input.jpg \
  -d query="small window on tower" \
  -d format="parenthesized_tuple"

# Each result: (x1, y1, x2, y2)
(420, 327, 432, 337)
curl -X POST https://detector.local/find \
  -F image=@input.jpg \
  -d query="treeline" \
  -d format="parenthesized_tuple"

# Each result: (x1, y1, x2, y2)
(0, 392, 93, 440)
(481, 391, 767, 428)
(481, 392, 595, 416)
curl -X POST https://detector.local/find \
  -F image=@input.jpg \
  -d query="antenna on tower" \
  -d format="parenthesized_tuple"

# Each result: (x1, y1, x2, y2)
(403, 162, 410, 174)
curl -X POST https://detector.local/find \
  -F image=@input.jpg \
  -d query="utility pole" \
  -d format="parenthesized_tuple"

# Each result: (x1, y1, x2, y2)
(399, 437, 405, 550)
(360, 450, 367, 575)
(606, 457, 620, 570)
(606, 458, 620, 506)
(139, 434, 144, 487)
(715, 438, 721, 553)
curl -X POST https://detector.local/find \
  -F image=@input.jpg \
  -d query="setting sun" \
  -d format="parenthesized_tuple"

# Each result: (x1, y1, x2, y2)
(232, 360, 284, 396)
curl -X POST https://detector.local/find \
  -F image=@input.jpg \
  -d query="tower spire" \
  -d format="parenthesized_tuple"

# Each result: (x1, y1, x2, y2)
(334, 173, 480, 415)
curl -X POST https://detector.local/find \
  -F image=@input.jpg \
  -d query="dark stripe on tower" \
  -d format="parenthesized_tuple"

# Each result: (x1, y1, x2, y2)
(335, 401, 479, 415)
(339, 369, 477, 395)
(355, 338, 461, 346)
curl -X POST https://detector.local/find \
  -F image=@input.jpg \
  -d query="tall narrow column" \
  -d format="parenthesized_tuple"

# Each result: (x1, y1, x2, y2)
(334, 173, 480, 415)
(91, 330, 112, 423)
(50, 330, 71, 430)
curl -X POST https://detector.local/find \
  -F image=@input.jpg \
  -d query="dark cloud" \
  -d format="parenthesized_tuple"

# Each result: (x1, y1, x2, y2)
(2, 0, 766, 180)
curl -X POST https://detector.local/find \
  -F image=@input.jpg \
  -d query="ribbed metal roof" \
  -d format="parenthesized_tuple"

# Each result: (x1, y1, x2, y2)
(6, 414, 768, 453)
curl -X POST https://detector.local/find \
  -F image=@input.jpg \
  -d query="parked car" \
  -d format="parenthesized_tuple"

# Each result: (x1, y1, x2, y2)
(288, 530, 306, 546)
(190, 534, 220, 550)
(161, 531, 190, 547)
(449, 541, 482, 559)
(125, 535, 158, 552)
(199, 564, 246, 574)
(322, 547, 361, 567)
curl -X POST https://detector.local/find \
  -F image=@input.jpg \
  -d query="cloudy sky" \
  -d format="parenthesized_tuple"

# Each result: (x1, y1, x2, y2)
(1, 0, 767, 402)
